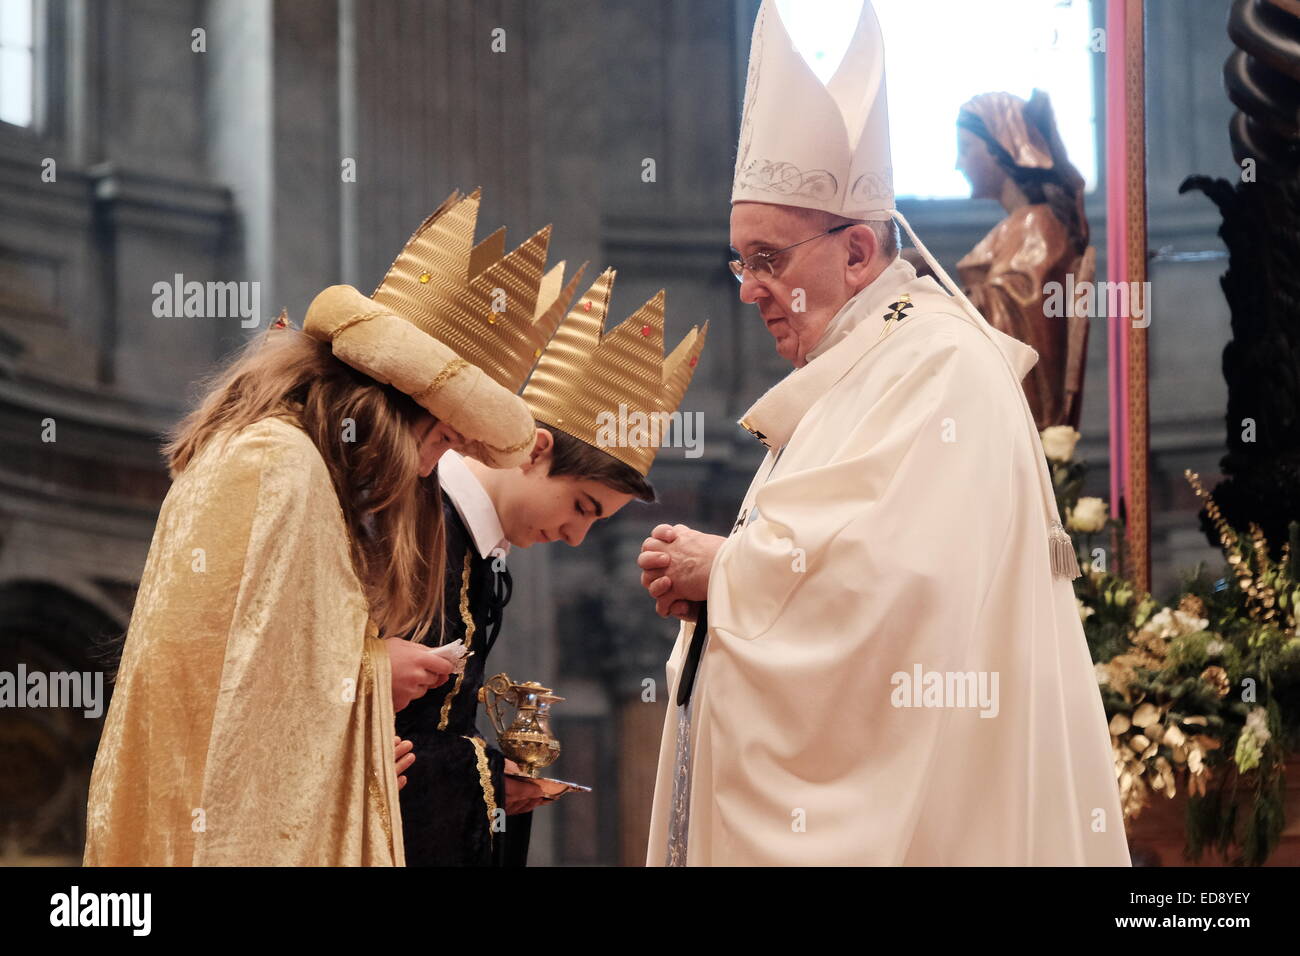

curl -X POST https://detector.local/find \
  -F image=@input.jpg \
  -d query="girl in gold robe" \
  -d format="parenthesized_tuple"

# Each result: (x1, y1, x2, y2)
(85, 268, 540, 865)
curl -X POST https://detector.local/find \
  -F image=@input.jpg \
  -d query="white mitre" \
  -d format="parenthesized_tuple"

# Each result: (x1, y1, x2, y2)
(732, 0, 893, 221)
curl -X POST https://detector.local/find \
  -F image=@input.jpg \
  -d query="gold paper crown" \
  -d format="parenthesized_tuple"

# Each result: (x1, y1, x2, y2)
(522, 269, 708, 476)
(371, 188, 585, 392)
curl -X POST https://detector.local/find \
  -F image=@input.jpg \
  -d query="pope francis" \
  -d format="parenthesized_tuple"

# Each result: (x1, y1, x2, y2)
(636, 0, 1131, 866)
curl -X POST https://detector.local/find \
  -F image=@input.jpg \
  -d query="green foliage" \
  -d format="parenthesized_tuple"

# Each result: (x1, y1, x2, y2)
(1046, 439, 1298, 865)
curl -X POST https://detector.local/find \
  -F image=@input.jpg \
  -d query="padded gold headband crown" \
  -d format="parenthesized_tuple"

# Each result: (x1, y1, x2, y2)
(371, 188, 584, 392)
(522, 268, 708, 476)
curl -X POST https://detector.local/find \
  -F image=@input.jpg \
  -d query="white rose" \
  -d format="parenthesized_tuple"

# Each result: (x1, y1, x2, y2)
(1171, 609, 1208, 636)
(1245, 706, 1271, 745)
(1041, 425, 1081, 463)
(1077, 598, 1095, 622)
(1141, 607, 1185, 640)
(1067, 496, 1108, 534)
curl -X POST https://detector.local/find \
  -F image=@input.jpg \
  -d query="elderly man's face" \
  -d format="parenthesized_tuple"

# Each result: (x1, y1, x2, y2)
(729, 201, 873, 368)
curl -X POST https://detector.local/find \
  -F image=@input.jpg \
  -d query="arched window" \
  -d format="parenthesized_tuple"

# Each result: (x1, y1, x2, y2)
(0, 581, 124, 864)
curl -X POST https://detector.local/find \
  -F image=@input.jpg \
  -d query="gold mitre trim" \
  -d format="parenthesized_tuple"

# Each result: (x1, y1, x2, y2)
(370, 188, 585, 392)
(522, 268, 708, 476)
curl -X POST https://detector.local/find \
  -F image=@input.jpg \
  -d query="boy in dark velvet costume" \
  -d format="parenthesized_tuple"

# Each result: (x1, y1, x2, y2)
(397, 268, 706, 865)
(396, 425, 652, 866)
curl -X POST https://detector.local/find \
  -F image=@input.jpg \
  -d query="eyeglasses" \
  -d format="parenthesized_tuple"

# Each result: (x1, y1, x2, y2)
(728, 222, 854, 283)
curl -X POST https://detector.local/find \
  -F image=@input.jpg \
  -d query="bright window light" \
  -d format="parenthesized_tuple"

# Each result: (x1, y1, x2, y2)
(0, 0, 35, 129)
(775, 0, 1099, 199)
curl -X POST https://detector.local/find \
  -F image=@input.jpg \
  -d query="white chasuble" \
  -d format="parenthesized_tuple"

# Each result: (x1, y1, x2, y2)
(646, 260, 1130, 866)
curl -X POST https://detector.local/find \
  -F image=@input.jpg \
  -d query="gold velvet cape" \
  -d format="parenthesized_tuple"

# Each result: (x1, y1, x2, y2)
(84, 417, 405, 866)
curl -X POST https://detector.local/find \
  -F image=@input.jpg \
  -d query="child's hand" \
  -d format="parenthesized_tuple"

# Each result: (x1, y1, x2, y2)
(386, 638, 455, 711)
(394, 736, 415, 790)
(503, 758, 547, 814)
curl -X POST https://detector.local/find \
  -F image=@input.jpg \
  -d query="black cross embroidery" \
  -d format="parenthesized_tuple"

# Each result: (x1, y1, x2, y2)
(885, 293, 913, 323)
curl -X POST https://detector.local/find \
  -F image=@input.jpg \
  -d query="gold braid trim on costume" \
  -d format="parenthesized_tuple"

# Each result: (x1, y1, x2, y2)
(484, 432, 537, 456)
(412, 358, 470, 406)
(366, 771, 394, 852)
(360, 643, 395, 854)
(437, 552, 476, 730)
(463, 735, 499, 835)
(328, 310, 390, 341)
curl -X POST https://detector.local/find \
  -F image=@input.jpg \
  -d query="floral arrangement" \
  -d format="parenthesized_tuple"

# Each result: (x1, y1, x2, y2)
(1043, 425, 1300, 865)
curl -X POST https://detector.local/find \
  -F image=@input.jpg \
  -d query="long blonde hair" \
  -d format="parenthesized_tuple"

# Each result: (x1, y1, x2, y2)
(166, 329, 446, 641)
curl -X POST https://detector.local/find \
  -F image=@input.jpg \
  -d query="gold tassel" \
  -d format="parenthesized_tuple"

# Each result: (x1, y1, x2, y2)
(1049, 520, 1081, 579)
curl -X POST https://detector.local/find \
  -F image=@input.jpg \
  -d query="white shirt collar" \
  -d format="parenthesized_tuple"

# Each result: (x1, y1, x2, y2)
(438, 450, 510, 560)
